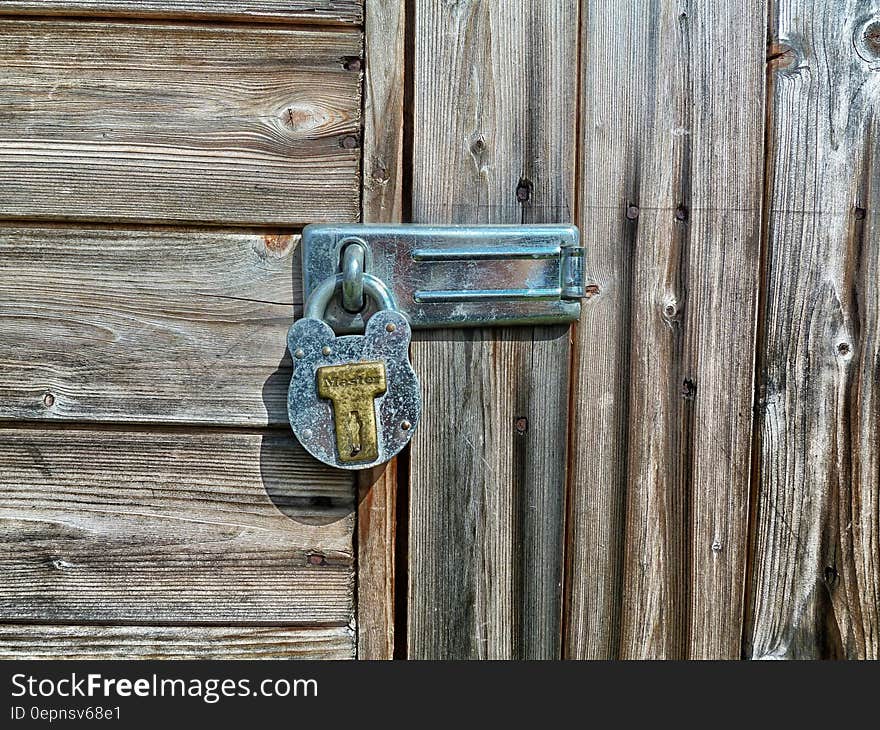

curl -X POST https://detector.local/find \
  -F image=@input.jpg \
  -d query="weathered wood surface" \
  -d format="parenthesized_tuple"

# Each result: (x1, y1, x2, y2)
(0, 20, 361, 226)
(0, 626, 355, 660)
(357, 465, 398, 660)
(0, 1, 362, 24)
(362, 0, 405, 226)
(567, 1, 765, 659)
(746, 1, 880, 660)
(407, 0, 576, 659)
(356, 0, 407, 662)
(0, 225, 300, 426)
(0, 427, 355, 624)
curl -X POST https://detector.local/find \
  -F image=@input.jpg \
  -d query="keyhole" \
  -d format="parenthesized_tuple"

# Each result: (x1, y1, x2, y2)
(347, 411, 363, 457)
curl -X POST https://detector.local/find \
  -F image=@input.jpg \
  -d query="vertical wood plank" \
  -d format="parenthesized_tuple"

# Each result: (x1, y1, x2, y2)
(747, 0, 880, 660)
(362, 0, 406, 226)
(684, 1, 766, 661)
(357, 0, 407, 660)
(407, 0, 577, 659)
(567, 0, 765, 659)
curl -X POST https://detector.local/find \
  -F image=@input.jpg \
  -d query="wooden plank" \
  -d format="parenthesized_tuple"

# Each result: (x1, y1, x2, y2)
(0, 426, 355, 624)
(356, 0, 406, 661)
(0, 224, 301, 426)
(0, 20, 361, 226)
(407, 0, 577, 659)
(0, 1, 362, 25)
(357, 465, 398, 660)
(567, 0, 765, 659)
(0, 625, 355, 660)
(361, 0, 405, 226)
(746, 1, 880, 660)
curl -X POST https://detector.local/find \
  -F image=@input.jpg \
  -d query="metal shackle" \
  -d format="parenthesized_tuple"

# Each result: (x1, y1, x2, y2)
(341, 240, 366, 313)
(304, 272, 398, 323)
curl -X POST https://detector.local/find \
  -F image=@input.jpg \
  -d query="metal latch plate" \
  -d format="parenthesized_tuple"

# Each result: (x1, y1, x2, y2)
(301, 224, 584, 332)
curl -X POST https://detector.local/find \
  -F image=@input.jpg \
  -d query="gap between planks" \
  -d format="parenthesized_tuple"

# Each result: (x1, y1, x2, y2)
(740, 10, 779, 658)
(0, 217, 306, 235)
(0, 14, 363, 33)
(0, 620, 353, 629)
(0, 420, 293, 436)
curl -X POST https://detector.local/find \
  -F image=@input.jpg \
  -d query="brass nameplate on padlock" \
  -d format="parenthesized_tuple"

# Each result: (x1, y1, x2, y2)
(316, 361, 387, 463)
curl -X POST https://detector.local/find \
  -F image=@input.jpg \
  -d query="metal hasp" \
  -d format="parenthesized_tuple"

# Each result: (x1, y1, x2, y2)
(301, 224, 585, 333)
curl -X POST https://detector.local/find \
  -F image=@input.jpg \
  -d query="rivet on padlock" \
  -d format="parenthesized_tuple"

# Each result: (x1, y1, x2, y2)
(287, 252, 421, 471)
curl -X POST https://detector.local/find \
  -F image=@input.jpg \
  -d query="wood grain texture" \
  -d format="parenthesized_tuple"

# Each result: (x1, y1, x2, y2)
(356, 0, 407, 662)
(567, 0, 765, 659)
(362, 0, 405, 224)
(746, 0, 880, 660)
(0, 20, 361, 226)
(0, 625, 355, 660)
(0, 1, 362, 25)
(0, 225, 300, 426)
(357, 466, 397, 660)
(407, 0, 576, 659)
(0, 427, 355, 624)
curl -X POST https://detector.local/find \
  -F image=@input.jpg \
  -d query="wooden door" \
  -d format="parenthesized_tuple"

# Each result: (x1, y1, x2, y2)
(360, 0, 878, 660)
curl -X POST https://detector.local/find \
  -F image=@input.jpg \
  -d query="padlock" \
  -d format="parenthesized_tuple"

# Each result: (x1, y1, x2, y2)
(287, 272, 421, 470)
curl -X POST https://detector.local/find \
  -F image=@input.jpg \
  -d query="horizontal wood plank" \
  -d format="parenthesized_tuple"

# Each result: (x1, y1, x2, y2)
(0, 427, 355, 624)
(0, 224, 300, 426)
(0, 625, 354, 659)
(0, 1, 362, 25)
(0, 20, 361, 225)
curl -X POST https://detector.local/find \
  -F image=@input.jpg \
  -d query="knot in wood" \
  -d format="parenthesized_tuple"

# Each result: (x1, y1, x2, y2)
(854, 18, 880, 67)
(767, 41, 798, 69)
(516, 178, 532, 203)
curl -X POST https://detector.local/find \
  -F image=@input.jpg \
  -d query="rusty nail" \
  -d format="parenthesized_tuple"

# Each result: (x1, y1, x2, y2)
(343, 57, 363, 72)
(854, 206, 867, 220)
(515, 416, 529, 434)
(516, 179, 532, 203)
(626, 204, 640, 220)
(43, 392, 55, 407)
(675, 205, 689, 222)
(340, 135, 360, 150)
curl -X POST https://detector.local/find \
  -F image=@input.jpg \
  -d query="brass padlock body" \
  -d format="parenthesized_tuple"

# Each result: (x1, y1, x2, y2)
(316, 361, 387, 463)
